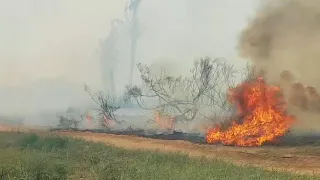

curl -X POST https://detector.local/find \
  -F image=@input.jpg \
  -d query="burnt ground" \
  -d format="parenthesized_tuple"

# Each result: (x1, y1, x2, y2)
(50, 127, 320, 147)
(50, 128, 207, 144)
(2, 124, 320, 175)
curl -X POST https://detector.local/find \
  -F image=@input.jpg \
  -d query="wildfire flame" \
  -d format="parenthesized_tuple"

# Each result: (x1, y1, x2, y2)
(103, 115, 116, 127)
(86, 115, 93, 124)
(206, 77, 295, 146)
(85, 113, 116, 128)
(154, 111, 175, 130)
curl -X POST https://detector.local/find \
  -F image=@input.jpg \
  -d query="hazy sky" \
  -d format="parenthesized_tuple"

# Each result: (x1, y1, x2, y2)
(0, 0, 127, 87)
(0, 0, 258, 86)
(0, 0, 258, 114)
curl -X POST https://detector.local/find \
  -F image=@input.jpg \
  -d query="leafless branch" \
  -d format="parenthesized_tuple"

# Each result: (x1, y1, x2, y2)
(125, 57, 239, 122)
(84, 85, 121, 126)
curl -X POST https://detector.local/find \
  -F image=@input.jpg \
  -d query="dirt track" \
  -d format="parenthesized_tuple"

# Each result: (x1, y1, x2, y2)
(1, 124, 320, 175)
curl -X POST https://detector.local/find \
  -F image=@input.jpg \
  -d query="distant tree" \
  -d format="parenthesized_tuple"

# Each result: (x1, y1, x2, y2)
(125, 0, 142, 85)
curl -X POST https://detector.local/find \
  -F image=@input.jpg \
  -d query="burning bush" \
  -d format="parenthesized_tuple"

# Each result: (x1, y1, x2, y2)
(206, 77, 295, 146)
(84, 85, 122, 128)
(153, 110, 175, 130)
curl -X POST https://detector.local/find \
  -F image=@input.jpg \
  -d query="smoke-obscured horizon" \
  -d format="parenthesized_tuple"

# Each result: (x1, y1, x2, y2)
(0, 0, 257, 123)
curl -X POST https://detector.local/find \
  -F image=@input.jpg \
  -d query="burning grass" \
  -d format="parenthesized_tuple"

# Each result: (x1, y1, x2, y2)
(154, 110, 175, 130)
(0, 132, 316, 180)
(206, 77, 295, 147)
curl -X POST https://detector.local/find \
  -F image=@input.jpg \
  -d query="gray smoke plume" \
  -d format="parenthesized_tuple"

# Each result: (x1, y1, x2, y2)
(238, 0, 320, 131)
(239, 0, 320, 87)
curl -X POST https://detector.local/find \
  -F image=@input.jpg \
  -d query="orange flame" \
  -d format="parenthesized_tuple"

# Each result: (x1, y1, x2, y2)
(154, 111, 174, 130)
(86, 115, 93, 124)
(85, 113, 116, 128)
(206, 77, 295, 146)
(103, 115, 116, 127)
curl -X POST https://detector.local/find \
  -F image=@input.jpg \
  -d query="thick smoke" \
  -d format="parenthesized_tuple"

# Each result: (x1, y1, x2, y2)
(238, 0, 320, 131)
(239, 0, 320, 87)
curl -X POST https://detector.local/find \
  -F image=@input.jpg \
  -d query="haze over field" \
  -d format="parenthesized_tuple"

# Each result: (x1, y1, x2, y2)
(0, 0, 257, 117)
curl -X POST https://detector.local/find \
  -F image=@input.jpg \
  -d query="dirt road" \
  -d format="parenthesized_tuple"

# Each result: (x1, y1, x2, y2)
(1, 124, 320, 175)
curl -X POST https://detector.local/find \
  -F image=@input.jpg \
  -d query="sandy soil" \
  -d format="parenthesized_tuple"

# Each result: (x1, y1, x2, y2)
(1, 124, 320, 176)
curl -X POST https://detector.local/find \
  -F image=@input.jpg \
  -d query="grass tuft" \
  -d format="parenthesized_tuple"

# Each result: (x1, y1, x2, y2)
(19, 133, 69, 151)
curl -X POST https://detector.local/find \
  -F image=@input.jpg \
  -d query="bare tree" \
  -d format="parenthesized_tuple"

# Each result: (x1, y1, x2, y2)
(125, 57, 237, 123)
(84, 85, 123, 128)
